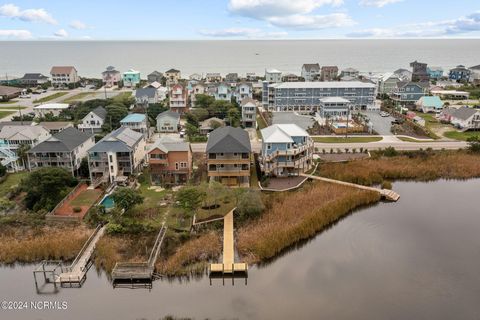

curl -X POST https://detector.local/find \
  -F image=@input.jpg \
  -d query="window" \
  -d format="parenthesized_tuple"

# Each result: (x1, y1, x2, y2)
(180, 162, 187, 168)
(175, 162, 179, 170)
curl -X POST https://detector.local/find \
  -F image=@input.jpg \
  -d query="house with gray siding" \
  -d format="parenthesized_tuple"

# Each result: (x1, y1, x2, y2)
(260, 124, 314, 177)
(390, 82, 428, 106)
(156, 111, 180, 133)
(265, 81, 376, 113)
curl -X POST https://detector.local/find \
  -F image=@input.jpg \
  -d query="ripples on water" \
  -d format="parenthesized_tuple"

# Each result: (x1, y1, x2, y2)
(1, 180, 480, 319)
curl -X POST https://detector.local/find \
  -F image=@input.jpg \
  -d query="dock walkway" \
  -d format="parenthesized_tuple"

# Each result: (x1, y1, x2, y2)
(111, 224, 167, 282)
(55, 225, 106, 283)
(300, 174, 400, 201)
(210, 210, 248, 275)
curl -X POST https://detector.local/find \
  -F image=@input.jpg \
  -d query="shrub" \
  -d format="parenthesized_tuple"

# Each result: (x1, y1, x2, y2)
(381, 181, 392, 190)
(73, 207, 82, 213)
(237, 191, 265, 221)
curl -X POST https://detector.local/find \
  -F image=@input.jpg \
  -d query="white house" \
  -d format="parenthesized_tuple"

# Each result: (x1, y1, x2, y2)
(450, 107, 480, 130)
(78, 106, 107, 133)
(301, 64, 320, 82)
(34, 103, 70, 117)
(233, 82, 252, 102)
(156, 111, 180, 133)
(50, 66, 79, 87)
(265, 69, 282, 83)
(241, 97, 257, 128)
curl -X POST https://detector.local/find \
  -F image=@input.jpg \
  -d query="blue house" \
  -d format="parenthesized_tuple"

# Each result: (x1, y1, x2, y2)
(260, 124, 314, 177)
(390, 82, 428, 106)
(122, 69, 141, 87)
(449, 65, 471, 82)
(427, 67, 443, 80)
(415, 96, 444, 113)
(120, 113, 148, 136)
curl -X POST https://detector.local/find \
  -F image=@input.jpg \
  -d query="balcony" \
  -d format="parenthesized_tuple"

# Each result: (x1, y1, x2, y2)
(208, 168, 250, 177)
(264, 143, 314, 161)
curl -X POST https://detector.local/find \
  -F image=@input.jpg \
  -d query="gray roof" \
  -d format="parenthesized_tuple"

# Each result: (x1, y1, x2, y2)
(21, 73, 49, 80)
(166, 68, 180, 73)
(396, 81, 429, 89)
(452, 107, 478, 120)
(156, 110, 180, 121)
(302, 64, 320, 72)
(91, 106, 107, 120)
(89, 127, 143, 153)
(149, 136, 190, 153)
(0, 121, 34, 131)
(206, 127, 251, 153)
(148, 71, 162, 76)
(135, 87, 157, 99)
(29, 127, 92, 153)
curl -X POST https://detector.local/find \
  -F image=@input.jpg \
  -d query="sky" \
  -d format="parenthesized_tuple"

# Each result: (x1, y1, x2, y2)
(0, 0, 479, 40)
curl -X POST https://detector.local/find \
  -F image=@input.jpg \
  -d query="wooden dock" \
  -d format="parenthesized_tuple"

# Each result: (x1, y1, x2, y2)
(111, 224, 167, 282)
(300, 174, 400, 201)
(210, 210, 248, 276)
(33, 225, 106, 289)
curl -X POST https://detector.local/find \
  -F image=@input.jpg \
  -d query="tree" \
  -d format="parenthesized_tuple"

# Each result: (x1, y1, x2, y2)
(185, 123, 199, 138)
(21, 167, 77, 212)
(175, 186, 206, 212)
(105, 104, 129, 129)
(467, 135, 480, 153)
(147, 103, 167, 121)
(0, 163, 6, 177)
(194, 94, 215, 109)
(208, 100, 231, 118)
(190, 108, 209, 121)
(110, 187, 144, 213)
(227, 107, 241, 127)
(185, 112, 199, 127)
(237, 191, 265, 220)
(78, 157, 90, 178)
(210, 120, 223, 130)
(16, 143, 31, 169)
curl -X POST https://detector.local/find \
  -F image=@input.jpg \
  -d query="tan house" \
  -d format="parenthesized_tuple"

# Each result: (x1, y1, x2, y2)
(206, 127, 251, 187)
(169, 84, 188, 114)
(50, 66, 79, 87)
(165, 68, 181, 86)
(148, 137, 192, 186)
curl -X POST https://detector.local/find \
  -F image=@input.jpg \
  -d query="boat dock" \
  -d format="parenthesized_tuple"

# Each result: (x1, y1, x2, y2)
(111, 224, 167, 284)
(209, 210, 248, 278)
(33, 224, 106, 290)
(300, 174, 400, 201)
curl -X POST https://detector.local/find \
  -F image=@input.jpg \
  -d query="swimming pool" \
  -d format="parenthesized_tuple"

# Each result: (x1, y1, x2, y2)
(100, 195, 114, 209)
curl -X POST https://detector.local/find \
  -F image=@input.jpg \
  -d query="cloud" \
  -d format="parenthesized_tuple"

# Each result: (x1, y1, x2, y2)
(69, 20, 89, 30)
(359, 0, 403, 8)
(0, 3, 56, 24)
(227, 0, 352, 30)
(199, 27, 287, 38)
(268, 13, 354, 29)
(53, 29, 68, 38)
(0, 29, 32, 39)
(348, 11, 480, 38)
(228, 0, 344, 19)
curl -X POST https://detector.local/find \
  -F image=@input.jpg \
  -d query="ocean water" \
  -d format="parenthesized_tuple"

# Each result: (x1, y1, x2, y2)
(1, 39, 479, 78)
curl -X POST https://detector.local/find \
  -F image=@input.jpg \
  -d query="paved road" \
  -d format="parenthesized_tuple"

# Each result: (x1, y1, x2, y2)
(191, 137, 467, 153)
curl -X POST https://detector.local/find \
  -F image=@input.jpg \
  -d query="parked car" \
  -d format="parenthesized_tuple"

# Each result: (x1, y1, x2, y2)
(380, 111, 390, 117)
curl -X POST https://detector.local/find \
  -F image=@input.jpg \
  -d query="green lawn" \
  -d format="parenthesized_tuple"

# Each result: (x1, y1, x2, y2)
(70, 189, 102, 207)
(62, 92, 94, 103)
(313, 136, 383, 143)
(33, 92, 68, 103)
(111, 91, 132, 103)
(0, 106, 27, 110)
(138, 178, 169, 208)
(0, 100, 18, 104)
(444, 130, 480, 141)
(0, 111, 16, 119)
(0, 172, 29, 198)
(256, 114, 268, 138)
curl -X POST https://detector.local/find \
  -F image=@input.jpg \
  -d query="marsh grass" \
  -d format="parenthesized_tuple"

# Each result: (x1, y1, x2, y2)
(236, 182, 380, 264)
(317, 150, 480, 186)
(0, 224, 91, 264)
(155, 231, 221, 276)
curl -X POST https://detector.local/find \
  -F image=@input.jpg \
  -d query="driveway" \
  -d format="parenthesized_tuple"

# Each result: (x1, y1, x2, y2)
(359, 110, 394, 136)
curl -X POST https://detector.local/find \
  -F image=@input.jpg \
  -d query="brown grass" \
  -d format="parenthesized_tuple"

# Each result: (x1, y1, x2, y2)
(317, 151, 480, 186)
(0, 224, 91, 264)
(237, 182, 380, 264)
(156, 231, 222, 276)
(94, 234, 155, 273)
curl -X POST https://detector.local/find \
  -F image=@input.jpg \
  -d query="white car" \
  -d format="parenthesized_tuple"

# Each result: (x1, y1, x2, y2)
(380, 111, 390, 117)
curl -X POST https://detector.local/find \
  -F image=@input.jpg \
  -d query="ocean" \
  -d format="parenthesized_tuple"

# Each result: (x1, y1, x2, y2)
(1, 39, 479, 78)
